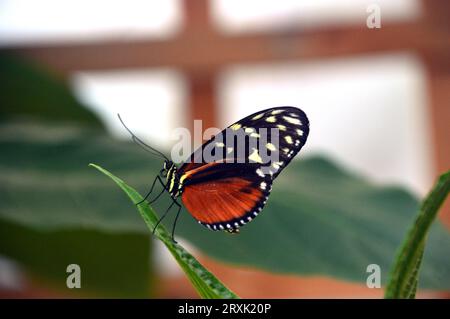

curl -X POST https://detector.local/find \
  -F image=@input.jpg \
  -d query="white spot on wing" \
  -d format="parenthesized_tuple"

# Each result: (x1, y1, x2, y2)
(256, 168, 265, 177)
(266, 143, 276, 151)
(230, 123, 241, 130)
(272, 162, 284, 170)
(283, 116, 302, 125)
(249, 148, 263, 163)
(265, 116, 276, 123)
(285, 136, 293, 144)
(271, 109, 284, 115)
(277, 124, 286, 131)
(252, 113, 264, 120)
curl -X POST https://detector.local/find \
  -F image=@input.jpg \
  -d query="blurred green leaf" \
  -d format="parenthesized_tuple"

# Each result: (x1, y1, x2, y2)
(385, 171, 450, 298)
(0, 54, 147, 297)
(0, 124, 152, 298)
(0, 218, 151, 298)
(1, 121, 450, 293)
(0, 54, 102, 127)
(89, 163, 238, 299)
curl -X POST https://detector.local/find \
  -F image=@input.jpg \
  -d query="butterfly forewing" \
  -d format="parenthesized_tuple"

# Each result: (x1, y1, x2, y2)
(178, 106, 309, 232)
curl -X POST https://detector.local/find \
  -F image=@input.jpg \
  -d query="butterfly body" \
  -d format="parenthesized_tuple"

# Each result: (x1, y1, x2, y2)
(158, 106, 310, 234)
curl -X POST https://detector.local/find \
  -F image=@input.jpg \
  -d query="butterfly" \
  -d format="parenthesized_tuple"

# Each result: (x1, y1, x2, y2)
(118, 106, 309, 242)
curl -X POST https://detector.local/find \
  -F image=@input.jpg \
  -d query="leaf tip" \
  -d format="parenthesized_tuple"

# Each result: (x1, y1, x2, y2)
(88, 163, 99, 169)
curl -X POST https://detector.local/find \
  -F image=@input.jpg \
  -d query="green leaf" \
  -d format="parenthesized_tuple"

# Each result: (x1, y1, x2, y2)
(385, 171, 450, 298)
(89, 163, 238, 299)
(0, 218, 152, 298)
(2, 121, 450, 292)
(0, 54, 102, 127)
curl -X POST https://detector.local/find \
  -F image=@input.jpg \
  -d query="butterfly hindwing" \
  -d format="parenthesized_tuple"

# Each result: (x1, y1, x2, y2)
(181, 163, 273, 231)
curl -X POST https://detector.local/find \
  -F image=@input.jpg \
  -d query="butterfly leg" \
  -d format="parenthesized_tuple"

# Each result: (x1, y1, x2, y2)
(149, 180, 168, 204)
(152, 199, 176, 236)
(171, 202, 182, 243)
(136, 175, 166, 205)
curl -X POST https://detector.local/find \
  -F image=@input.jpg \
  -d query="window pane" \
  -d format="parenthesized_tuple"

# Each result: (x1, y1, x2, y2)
(218, 53, 432, 195)
(0, 0, 181, 46)
(212, 0, 421, 33)
(71, 69, 187, 150)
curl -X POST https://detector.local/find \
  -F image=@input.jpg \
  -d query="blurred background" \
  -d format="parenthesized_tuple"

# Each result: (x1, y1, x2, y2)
(0, 0, 449, 298)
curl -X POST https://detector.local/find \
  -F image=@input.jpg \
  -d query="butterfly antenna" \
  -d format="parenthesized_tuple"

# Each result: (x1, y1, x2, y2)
(117, 114, 169, 161)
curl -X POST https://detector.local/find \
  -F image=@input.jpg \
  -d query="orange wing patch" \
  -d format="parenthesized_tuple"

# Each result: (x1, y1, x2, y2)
(181, 177, 266, 228)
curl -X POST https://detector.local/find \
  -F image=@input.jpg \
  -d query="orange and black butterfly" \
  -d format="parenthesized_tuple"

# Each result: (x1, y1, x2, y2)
(119, 106, 309, 242)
